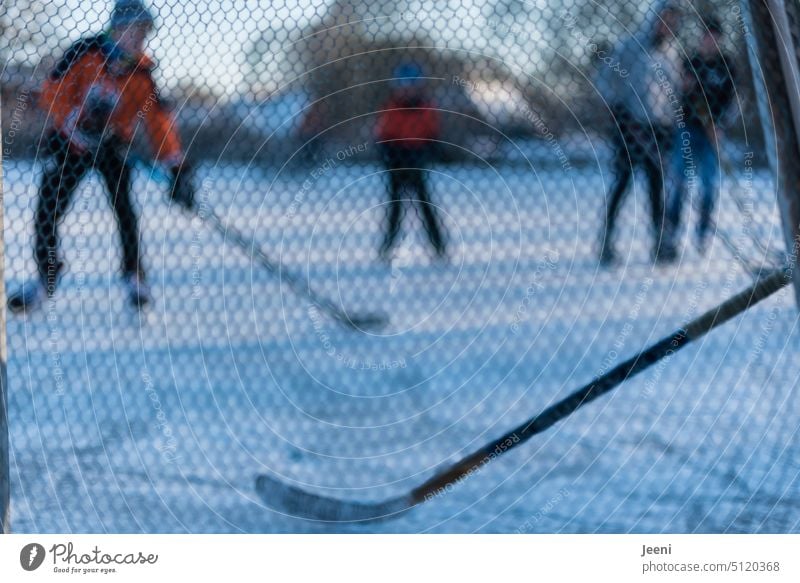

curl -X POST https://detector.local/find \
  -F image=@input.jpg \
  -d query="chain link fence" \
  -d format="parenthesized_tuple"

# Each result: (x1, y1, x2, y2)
(2, 0, 799, 532)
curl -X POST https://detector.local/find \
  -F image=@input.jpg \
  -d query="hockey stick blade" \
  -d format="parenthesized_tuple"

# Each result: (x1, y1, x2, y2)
(333, 311, 390, 331)
(255, 475, 411, 522)
(255, 268, 790, 522)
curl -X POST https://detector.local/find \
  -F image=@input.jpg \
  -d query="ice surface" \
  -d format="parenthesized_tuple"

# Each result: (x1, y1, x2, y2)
(5, 156, 799, 533)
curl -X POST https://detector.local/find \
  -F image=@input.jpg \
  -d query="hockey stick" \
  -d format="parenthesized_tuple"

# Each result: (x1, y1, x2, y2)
(256, 267, 791, 522)
(669, 133, 783, 274)
(199, 206, 389, 331)
(134, 157, 389, 331)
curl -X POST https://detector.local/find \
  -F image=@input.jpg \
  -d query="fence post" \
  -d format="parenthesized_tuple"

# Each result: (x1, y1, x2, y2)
(743, 0, 800, 306)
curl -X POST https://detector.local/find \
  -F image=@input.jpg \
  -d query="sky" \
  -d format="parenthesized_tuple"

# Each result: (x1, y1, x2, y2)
(7, 0, 563, 98)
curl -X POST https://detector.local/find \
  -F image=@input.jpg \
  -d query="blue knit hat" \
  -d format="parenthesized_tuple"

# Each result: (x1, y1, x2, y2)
(110, 0, 155, 30)
(392, 62, 424, 88)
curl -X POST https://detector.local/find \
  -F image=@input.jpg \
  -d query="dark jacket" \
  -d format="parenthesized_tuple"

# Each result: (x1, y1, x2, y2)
(682, 53, 735, 127)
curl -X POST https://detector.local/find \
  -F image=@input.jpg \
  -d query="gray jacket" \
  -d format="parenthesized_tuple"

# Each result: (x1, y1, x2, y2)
(595, 1, 683, 126)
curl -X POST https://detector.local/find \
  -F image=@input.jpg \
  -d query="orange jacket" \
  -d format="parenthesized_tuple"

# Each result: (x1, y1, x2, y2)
(375, 95, 440, 149)
(40, 35, 182, 163)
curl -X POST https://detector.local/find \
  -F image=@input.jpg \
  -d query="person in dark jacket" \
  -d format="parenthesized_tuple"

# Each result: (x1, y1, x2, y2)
(8, 0, 194, 313)
(375, 62, 446, 260)
(596, 2, 683, 266)
(665, 17, 735, 255)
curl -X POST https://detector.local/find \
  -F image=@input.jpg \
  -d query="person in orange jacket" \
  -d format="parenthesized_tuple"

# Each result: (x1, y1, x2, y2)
(375, 62, 446, 260)
(8, 0, 194, 312)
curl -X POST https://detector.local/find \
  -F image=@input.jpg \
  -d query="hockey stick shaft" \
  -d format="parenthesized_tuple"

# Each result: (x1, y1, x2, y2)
(133, 156, 386, 329)
(410, 267, 790, 503)
(200, 208, 387, 329)
(201, 207, 339, 316)
(200, 207, 387, 329)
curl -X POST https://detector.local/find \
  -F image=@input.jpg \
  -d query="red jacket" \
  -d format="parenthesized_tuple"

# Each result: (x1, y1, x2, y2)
(375, 96, 440, 149)
(39, 34, 183, 163)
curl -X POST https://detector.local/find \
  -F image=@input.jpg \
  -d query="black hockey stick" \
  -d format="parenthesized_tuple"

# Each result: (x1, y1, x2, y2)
(199, 206, 389, 331)
(133, 156, 388, 331)
(255, 267, 790, 522)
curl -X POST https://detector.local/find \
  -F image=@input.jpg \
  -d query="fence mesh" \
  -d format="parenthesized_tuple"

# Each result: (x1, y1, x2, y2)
(2, 0, 799, 533)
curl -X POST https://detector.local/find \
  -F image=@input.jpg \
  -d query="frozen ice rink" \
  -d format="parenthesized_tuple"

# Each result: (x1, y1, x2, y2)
(5, 150, 799, 533)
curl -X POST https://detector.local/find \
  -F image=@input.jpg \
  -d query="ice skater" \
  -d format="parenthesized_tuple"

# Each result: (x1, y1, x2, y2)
(8, 0, 195, 313)
(375, 62, 446, 260)
(596, 2, 684, 266)
(665, 17, 735, 255)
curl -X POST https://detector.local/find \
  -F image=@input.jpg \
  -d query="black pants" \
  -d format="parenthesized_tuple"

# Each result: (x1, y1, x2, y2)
(35, 136, 142, 289)
(601, 107, 670, 255)
(380, 145, 445, 256)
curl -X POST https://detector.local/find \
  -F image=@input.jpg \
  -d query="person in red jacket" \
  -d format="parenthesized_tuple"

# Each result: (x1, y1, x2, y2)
(375, 62, 446, 260)
(8, 0, 194, 313)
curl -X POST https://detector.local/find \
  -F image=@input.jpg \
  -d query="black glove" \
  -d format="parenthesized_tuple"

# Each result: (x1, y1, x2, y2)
(169, 162, 196, 211)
